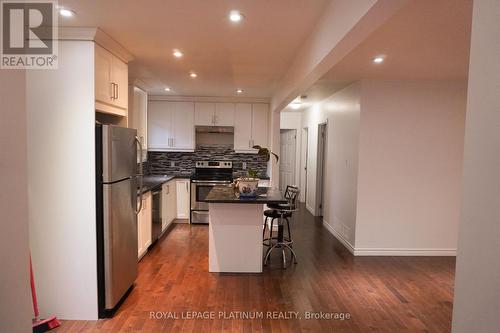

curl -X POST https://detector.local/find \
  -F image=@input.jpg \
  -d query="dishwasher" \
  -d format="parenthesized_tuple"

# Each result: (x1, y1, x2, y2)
(151, 188, 162, 244)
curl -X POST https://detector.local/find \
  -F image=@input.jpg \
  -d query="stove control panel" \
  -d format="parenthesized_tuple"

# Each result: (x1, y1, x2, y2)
(195, 161, 233, 169)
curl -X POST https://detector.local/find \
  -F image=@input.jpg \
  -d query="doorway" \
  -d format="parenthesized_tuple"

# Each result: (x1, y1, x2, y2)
(279, 129, 297, 192)
(300, 127, 308, 203)
(316, 123, 327, 217)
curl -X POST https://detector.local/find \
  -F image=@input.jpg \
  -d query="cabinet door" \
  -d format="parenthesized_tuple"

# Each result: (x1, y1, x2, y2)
(142, 192, 152, 250)
(176, 180, 190, 219)
(95, 45, 113, 105)
(172, 102, 195, 150)
(129, 86, 148, 161)
(234, 103, 253, 151)
(252, 104, 269, 148)
(161, 181, 176, 230)
(111, 57, 128, 109)
(195, 102, 215, 126)
(148, 101, 174, 150)
(215, 103, 235, 126)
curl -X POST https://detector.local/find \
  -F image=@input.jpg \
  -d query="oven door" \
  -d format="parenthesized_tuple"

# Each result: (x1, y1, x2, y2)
(191, 182, 229, 210)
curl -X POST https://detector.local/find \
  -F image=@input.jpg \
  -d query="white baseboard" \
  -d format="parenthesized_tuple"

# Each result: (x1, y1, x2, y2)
(321, 220, 457, 256)
(322, 219, 355, 254)
(353, 248, 456, 256)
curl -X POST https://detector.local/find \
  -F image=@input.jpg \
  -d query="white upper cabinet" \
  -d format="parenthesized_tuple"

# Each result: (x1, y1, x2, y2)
(148, 101, 195, 151)
(215, 103, 235, 126)
(95, 44, 128, 116)
(234, 103, 268, 152)
(128, 86, 148, 162)
(251, 104, 269, 148)
(195, 102, 215, 126)
(194, 102, 234, 126)
(234, 103, 253, 151)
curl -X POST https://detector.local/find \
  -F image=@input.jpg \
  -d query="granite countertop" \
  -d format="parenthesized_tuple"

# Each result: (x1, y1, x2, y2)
(139, 174, 192, 194)
(203, 186, 287, 204)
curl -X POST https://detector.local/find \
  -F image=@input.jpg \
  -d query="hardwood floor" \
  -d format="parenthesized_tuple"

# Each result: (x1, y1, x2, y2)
(56, 205, 456, 333)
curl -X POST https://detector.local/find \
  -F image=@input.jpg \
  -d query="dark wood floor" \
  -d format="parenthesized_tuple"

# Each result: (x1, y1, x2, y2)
(56, 205, 456, 333)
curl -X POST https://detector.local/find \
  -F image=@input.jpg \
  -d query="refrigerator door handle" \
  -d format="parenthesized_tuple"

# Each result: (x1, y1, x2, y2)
(135, 136, 144, 214)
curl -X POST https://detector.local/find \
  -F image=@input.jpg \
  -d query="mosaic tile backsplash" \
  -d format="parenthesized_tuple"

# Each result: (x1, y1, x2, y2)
(147, 144, 269, 179)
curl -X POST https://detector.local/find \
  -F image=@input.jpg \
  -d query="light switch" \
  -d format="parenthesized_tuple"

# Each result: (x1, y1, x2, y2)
(242, 162, 247, 170)
(170, 161, 175, 167)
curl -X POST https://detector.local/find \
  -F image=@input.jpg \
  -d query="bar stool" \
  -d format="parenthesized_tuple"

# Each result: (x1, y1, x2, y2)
(262, 185, 294, 246)
(263, 186, 300, 268)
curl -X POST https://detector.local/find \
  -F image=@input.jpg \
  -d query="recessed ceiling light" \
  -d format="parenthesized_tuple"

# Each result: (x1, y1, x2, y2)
(164, 87, 171, 92)
(59, 8, 75, 17)
(373, 56, 385, 64)
(173, 49, 183, 58)
(229, 10, 244, 23)
(190, 72, 197, 78)
(236, 89, 243, 94)
(290, 103, 301, 110)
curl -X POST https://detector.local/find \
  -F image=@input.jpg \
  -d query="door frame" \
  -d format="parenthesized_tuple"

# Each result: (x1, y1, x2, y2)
(279, 129, 297, 191)
(301, 127, 308, 204)
(316, 122, 328, 216)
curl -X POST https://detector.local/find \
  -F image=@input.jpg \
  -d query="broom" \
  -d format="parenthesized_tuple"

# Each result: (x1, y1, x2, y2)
(30, 255, 61, 333)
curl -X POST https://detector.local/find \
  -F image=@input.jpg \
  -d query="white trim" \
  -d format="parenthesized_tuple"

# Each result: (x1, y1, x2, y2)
(59, 27, 134, 63)
(354, 248, 456, 256)
(148, 95, 270, 104)
(322, 219, 457, 257)
(322, 219, 355, 254)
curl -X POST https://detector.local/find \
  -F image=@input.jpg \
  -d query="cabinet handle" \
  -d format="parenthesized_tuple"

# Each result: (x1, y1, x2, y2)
(110, 83, 114, 100)
(115, 83, 119, 100)
(185, 182, 188, 192)
(214, 114, 217, 124)
(166, 185, 169, 194)
(171, 138, 174, 147)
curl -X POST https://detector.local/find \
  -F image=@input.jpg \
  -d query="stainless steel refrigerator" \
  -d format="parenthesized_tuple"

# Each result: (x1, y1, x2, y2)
(96, 124, 143, 317)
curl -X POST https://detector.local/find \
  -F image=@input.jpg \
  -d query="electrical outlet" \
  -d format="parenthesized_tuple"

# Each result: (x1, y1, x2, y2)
(242, 162, 247, 170)
(170, 161, 175, 167)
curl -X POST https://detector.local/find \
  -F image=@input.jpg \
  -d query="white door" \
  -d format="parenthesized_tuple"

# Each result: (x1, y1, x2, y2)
(279, 129, 297, 191)
(215, 103, 235, 126)
(172, 102, 195, 150)
(195, 102, 215, 126)
(251, 104, 269, 148)
(234, 103, 253, 151)
(148, 101, 174, 150)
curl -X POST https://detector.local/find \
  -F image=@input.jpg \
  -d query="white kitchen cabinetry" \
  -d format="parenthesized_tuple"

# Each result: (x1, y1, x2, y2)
(176, 180, 190, 219)
(148, 101, 195, 151)
(161, 180, 177, 231)
(137, 191, 152, 259)
(234, 103, 269, 152)
(194, 102, 234, 126)
(129, 86, 148, 162)
(95, 44, 128, 116)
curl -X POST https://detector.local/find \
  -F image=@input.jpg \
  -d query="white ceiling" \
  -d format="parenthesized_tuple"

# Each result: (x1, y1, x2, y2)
(282, 0, 473, 112)
(58, 0, 329, 98)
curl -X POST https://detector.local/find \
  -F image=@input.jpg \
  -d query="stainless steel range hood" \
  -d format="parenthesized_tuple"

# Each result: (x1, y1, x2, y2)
(196, 126, 234, 134)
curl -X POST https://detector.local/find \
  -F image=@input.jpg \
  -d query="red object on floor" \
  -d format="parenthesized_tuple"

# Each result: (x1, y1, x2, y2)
(30, 255, 61, 332)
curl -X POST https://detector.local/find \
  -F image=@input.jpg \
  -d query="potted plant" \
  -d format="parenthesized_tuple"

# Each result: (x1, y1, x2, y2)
(235, 145, 279, 197)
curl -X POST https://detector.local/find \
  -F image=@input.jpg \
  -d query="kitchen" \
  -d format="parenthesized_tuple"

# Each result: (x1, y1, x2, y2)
(2, 1, 497, 333)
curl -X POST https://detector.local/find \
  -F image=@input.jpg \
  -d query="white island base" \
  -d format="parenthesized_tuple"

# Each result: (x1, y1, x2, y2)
(208, 203, 264, 273)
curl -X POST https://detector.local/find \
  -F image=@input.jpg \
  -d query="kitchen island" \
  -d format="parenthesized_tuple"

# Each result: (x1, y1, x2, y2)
(203, 186, 287, 273)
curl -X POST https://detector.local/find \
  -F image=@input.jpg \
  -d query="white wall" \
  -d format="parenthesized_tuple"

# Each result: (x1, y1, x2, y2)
(452, 0, 500, 331)
(27, 41, 98, 319)
(355, 80, 467, 255)
(280, 112, 302, 188)
(267, 109, 280, 187)
(0, 71, 32, 333)
(302, 82, 361, 247)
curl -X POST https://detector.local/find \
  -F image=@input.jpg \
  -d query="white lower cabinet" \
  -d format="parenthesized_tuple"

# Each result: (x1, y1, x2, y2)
(176, 180, 190, 219)
(137, 191, 152, 259)
(161, 180, 177, 231)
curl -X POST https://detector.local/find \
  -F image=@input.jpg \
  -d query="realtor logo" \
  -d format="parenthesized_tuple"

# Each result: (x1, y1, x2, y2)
(1, 0, 58, 69)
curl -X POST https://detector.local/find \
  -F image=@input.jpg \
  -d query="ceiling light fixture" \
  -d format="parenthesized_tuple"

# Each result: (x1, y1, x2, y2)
(290, 103, 301, 110)
(173, 49, 183, 58)
(372, 55, 385, 64)
(164, 87, 171, 92)
(190, 72, 197, 78)
(229, 10, 244, 23)
(236, 89, 243, 94)
(59, 8, 75, 17)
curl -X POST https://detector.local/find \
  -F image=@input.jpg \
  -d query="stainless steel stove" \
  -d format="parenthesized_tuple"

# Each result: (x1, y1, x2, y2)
(190, 161, 233, 224)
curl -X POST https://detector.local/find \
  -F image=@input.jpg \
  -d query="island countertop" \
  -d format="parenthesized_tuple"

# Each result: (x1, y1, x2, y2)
(203, 185, 287, 204)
